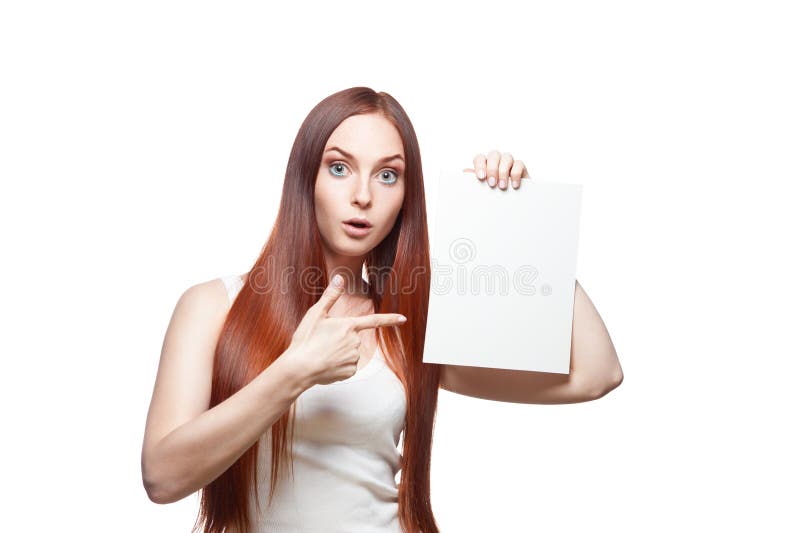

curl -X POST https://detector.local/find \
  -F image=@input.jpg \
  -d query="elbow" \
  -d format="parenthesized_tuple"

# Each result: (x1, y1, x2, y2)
(144, 478, 171, 505)
(599, 365, 624, 398)
(144, 482, 168, 505)
(604, 366, 624, 396)
(142, 453, 180, 505)
(144, 473, 181, 505)
(142, 466, 170, 505)
(583, 364, 624, 401)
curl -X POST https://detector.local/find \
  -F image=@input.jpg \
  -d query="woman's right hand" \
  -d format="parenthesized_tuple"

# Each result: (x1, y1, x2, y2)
(283, 274, 407, 386)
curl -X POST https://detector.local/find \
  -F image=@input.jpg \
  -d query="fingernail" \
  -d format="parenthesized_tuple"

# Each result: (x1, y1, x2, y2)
(513, 180, 520, 189)
(488, 176, 496, 187)
(332, 274, 343, 287)
(477, 169, 486, 179)
(398, 315, 407, 322)
(499, 179, 507, 189)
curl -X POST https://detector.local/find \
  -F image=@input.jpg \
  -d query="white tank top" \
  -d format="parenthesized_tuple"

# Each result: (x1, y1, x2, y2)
(219, 274, 407, 532)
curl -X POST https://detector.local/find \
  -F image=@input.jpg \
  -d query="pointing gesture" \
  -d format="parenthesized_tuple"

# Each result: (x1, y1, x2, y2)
(285, 274, 407, 386)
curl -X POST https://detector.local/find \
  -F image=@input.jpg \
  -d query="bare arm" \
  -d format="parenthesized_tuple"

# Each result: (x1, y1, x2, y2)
(140, 280, 309, 504)
(567, 279, 623, 397)
(440, 279, 623, 404)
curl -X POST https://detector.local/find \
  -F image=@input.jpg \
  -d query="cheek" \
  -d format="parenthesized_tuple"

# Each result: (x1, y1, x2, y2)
(378, 191, 404, 230)
(314, 178, 340, 217)
(391, 186, 405, 215)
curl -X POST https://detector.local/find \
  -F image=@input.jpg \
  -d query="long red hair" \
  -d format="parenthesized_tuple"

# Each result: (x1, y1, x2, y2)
(192, 87, 441, 533)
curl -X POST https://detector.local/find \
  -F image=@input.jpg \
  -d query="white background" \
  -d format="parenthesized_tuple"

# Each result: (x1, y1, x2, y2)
(2, 1, 798, 531)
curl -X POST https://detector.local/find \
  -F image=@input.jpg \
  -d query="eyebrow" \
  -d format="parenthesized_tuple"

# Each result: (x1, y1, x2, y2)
(324, 146, 405, 165)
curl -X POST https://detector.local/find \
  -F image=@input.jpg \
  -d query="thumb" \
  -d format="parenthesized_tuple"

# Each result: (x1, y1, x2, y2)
(316, 274, 345, 315)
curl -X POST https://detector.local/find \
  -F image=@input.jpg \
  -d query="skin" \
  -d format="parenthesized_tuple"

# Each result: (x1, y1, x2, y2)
(313, 114, 623, 402)
(142, 114, 623, 503)
(455, 152, 623, 403)
(313, 113, 406, 369)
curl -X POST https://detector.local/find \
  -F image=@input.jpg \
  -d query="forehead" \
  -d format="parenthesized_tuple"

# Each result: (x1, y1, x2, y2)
(324, 113, 404, 159)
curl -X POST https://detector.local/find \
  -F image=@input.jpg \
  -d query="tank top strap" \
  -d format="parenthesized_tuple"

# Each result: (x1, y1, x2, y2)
(220, 273, 245, 304)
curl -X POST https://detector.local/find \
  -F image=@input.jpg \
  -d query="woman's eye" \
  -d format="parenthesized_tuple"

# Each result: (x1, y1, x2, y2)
(328, 162, 399, 184)
(329, 163, 348, 177)
(379, 170, 399, 184)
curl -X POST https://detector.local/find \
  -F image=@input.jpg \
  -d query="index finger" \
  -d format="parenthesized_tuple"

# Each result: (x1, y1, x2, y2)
(472, 153, 488, 181)
(316, 274, 346, 315)
(351, 313, 408, 331)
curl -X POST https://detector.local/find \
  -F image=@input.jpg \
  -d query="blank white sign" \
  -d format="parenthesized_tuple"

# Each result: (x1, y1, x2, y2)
(422, 169, 583, 374)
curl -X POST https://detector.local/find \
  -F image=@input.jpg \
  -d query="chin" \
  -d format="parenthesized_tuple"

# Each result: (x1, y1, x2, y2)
(323, 235, 369, 255)
(338, 242, 373, 256)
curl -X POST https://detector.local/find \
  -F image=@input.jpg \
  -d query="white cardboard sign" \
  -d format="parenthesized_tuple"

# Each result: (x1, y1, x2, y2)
(422, 169, 583, 374)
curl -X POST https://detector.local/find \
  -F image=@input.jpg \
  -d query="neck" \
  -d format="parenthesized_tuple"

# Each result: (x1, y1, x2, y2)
(322, 252, 370, 297)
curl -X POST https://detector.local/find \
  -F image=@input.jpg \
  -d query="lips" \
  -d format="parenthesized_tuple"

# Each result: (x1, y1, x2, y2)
(343, 217, 372, 228)
(342, 219, 372, 237)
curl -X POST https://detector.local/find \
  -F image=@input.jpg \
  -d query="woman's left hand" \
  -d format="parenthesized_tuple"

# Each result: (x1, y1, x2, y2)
(463, 150, 531, 190)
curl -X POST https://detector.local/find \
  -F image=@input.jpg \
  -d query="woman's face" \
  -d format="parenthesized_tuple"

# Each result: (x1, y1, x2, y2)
(314, 112, 406, 261)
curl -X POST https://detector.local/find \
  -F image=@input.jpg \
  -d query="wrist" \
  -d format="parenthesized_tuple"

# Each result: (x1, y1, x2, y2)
(276, 349, 314, 396)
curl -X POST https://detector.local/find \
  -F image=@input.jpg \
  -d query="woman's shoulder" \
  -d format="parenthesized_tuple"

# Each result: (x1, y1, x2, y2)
(217, 272, 247, 302)
(174, 275, 234, 319)
(219, 272, 247, 288)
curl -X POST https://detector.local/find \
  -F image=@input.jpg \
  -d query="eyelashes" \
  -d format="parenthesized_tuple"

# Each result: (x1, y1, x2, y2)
(328, 162, 401, 185)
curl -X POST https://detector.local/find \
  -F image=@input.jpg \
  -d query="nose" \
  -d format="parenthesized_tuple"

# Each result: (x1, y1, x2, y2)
(351, 173, 372, 208)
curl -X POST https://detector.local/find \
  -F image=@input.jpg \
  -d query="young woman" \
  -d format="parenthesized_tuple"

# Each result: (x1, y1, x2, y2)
(141, 86, 623, 533)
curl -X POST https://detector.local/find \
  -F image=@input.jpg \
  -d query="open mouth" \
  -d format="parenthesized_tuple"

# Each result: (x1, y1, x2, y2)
(343, 218, 372, 228)
(342, 220, 372, 236)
